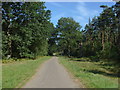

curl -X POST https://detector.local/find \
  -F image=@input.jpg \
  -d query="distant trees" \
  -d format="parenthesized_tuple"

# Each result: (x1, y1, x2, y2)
(53, 2, 120, 63)
(2, 1, 120, 63)
(48, 23, 57, 55)
(55, 17, 82, 57)
(2, 2, 52, 59)
(82, 2, 120, 62)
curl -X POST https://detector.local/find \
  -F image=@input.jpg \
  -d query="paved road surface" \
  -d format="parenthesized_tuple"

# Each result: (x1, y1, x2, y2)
(23, 57, 80, 88)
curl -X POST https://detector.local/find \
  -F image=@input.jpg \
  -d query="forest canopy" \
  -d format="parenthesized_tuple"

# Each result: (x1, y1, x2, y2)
(2, 1, 120, 64)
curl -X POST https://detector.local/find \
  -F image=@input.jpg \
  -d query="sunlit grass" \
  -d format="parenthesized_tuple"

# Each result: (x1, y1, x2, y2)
(2, 56, 51, 88)
(0, 61, 2, 90)
(59, 56, 118, 88)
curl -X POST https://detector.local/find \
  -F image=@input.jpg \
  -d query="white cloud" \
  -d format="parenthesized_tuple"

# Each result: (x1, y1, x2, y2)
(76, 2, 99, 17)
(77, 3, 88, 16)
(73, 2, 99, 29)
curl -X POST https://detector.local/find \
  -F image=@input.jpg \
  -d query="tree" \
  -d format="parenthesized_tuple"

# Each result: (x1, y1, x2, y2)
(56, 17, 82, 57)
(2, 2, 52, 59)
(48, 23, 57, 56)
(82, 2, 120, 61)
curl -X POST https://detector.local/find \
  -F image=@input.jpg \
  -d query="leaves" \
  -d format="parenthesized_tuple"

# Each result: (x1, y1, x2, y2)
(2, 2, 52, 59)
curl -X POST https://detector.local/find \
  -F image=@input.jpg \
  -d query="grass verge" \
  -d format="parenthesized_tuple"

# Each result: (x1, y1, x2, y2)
(59, 56, 118, 88)
(2, 56, 51, 88)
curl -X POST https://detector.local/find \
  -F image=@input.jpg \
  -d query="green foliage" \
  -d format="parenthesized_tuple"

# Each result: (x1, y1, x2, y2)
(2, 1, 120, 64)
(56, 17, 82, 57)
(48, 44, 57, 55)
(2, 2, 52, 59)
(2, 56, 51, 88)
(59, 57, 118, 88)
(82, 2, 120, 62)
(48, 23, 57, 55)
(54, 2, 120, 63)
(99, 42, 119, 60)
(2, 31, 9, 59)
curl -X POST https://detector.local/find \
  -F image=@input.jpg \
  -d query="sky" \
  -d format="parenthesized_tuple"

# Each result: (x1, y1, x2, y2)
(45, 2, 116, 29)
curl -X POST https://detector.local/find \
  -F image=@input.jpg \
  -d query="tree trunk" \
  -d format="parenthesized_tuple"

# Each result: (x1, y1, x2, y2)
(7, 25, 12, 58)
(102, 31, 105, 51)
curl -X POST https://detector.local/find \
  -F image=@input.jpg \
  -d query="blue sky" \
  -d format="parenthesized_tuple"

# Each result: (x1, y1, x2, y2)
(45, 2, 115, 29)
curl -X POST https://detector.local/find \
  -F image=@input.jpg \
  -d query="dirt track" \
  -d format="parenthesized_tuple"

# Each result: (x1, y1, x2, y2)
(23, 57, 80, 88)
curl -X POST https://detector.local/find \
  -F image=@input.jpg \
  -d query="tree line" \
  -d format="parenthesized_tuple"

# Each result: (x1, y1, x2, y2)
(2, 1, 120, 64)
(49, 2, 120, 63)
(2, 2, 54, 59)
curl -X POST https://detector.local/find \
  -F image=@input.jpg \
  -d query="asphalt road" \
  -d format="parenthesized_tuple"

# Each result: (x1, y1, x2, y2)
(23, 57, 80, 88)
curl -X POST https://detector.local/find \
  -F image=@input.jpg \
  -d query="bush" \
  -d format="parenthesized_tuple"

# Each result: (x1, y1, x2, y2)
(89, 56, 100, 62)
(98, 42, 119, 60)
(2, 59, 15, 63)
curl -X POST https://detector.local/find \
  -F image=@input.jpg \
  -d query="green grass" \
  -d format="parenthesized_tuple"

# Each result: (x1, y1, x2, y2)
(0, 62, 2, 90)
(2, 56, 51, 88)
(59, 56, 118, 88)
